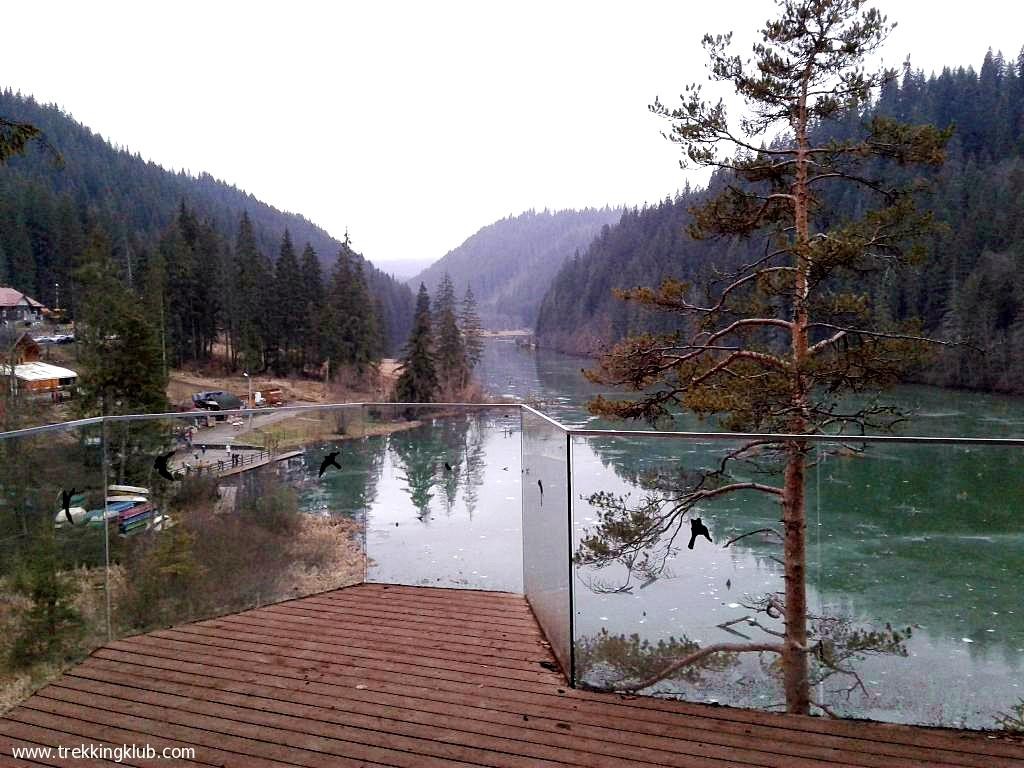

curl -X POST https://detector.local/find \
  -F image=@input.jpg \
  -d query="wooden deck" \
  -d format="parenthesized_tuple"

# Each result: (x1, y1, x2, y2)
(1, 583, 1021, 767)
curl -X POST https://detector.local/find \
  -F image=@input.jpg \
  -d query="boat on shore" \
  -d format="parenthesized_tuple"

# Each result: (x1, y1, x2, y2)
(59, 486, 175, 535)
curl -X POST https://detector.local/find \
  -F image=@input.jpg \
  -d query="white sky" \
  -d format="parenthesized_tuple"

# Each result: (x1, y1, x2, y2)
(2, 1, 1021, 265)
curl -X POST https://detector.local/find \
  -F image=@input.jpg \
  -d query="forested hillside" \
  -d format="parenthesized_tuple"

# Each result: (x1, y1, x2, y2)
(0, 89, 413, 355)
(411, 208, 621, 329)
(537, 49, 1024, 394)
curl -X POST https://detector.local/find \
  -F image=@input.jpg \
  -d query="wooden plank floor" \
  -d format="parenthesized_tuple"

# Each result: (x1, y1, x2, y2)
(1, 583, 1021, 767)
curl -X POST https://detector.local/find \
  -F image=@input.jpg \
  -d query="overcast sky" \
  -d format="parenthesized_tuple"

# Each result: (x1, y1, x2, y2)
(2, 1, 1021, 266)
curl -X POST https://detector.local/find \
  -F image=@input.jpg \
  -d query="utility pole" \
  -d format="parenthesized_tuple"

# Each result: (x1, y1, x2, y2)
(243, 371, 252, 428)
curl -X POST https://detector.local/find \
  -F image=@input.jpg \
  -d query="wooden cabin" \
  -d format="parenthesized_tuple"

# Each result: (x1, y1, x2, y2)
(0, 360, 78, 400)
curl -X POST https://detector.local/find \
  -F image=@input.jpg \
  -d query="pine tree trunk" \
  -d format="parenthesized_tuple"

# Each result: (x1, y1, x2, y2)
(782, 445, 810, 714)
(783, 71, 813, 716)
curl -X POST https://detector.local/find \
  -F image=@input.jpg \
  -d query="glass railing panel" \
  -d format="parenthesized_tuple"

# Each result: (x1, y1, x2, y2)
(363, 404, 522, 591)
(0, 419, 108, 704)
(102, 407, 366, 637)
(522, 407, 572, 677)
(570, 432, 790, 705)
(810, 439, 1024, 730)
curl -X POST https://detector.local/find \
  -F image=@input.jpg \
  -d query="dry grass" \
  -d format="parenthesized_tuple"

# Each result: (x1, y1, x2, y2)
(167, 359, 402, 410)
(247, 410, 423, 451)
(279, 515, 364, 597)
(0, 565, 109, 715)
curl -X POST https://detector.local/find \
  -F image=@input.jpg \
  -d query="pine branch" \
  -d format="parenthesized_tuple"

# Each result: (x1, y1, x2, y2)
(806, 324, 953, 356)
(723, 527, 784, 548)
(607, 641, 784, 693)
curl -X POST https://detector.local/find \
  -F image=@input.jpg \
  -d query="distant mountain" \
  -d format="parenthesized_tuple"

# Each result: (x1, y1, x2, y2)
(536, 196, 709, 354)
(0, 89, 413, 351)
(379, 258, 436, 281)
(410, 208, 622, 330)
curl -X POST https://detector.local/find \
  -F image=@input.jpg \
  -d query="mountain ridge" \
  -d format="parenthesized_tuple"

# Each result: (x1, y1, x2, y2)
(409, 207, 622, 330)
(536, 48, 1024, 394)
(0, 88, 413, 350)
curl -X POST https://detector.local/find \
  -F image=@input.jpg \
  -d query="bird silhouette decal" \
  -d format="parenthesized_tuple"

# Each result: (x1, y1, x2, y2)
(154, 450, 178, 482)
(537, 479, 543, 495)
(444, 461, 453, 472)
(688, 517, 712, 550)
(319, 450, 342, 478)
(60, 488, 76, 525)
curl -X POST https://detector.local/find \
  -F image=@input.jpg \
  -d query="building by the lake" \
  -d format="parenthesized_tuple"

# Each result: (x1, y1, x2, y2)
(0, 286, 46, 327)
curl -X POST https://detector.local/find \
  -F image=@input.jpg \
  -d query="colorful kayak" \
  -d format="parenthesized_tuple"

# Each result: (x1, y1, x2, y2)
(107, 485, 150, 495)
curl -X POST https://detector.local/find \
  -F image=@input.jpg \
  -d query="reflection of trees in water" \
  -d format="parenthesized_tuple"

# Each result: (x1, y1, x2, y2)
(580, 434, 1024, 651)
(389, 414, 491, 520)
(577, 441, 1024, 706)
(301, 437, 386, 519)
(392, 428, 441, 520)
(462, 419, 487, 517)
(576, 628, 737, 691)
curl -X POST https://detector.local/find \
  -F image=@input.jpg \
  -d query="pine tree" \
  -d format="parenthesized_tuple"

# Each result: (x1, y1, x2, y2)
(8, 526, 83, 668)
(395, 284, 438, 403)
(433, 272, 467, 394)
(0, 115, 59, 166)
(160, 214, 195, 366)
(274, 229, 303, 370)
(299, 243, 324, 370)
(194, 220, 224, 360)
(233, 212, 264, 372)
(323, 244, 355, 374)
(141, 250, 169, 379)
(350, 259, 382, 374)
(459, 285, 485, 371)
(323, 240, 382, 380)
(76, 226, 168, 416)
(581, 0, 949, 715)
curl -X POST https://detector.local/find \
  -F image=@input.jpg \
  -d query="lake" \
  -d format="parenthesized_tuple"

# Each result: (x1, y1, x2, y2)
(294, 337, 1024, 729)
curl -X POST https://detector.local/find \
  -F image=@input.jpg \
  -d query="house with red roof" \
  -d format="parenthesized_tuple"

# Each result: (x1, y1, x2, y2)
(0, 286, 47, 327)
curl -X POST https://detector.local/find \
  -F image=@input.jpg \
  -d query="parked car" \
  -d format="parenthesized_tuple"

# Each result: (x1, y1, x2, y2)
(192, 390, 243, 411)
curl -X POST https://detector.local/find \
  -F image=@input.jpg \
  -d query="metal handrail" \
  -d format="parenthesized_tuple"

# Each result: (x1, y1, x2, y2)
(5, 402, 1024, 447)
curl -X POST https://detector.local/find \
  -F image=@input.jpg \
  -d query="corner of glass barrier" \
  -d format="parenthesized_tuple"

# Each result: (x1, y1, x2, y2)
(4, 406, 1022, 730)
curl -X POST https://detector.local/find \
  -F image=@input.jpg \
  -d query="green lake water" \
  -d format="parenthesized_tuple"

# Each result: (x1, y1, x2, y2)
(291, 338, 1023, 729)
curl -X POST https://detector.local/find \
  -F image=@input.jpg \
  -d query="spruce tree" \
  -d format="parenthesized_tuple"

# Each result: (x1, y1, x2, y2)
(160, 216, 195, 366)
(8, 526, 83, 668)
(323, 244, 355, 374)
(233, 212, 264, 372)
(274, 229, 303, 369)
(76, 227, 168, 416)
(324, 240, 382, 380)
(460, 285, 485, 371)
(299, 243, 324, 370)
(395, 284, 438, 403)
(350, 259, 382, 374)
(433, 272, 467, 394)
(141, 250, 169, 379)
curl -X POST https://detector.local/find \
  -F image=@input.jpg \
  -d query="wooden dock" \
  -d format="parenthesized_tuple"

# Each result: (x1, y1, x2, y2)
(1, 583, 1021, 767)
(175, 449, 305, 479)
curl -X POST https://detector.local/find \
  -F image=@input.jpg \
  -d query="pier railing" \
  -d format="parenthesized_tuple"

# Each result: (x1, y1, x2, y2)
(1, 403, 1023, 730)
